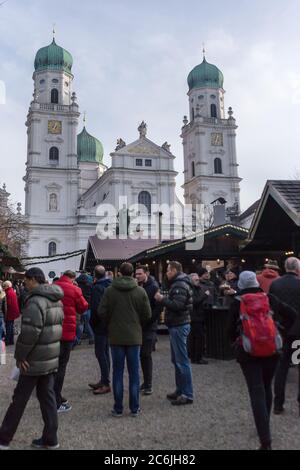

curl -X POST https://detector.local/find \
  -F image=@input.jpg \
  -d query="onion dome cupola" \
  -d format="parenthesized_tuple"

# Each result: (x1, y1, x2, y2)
(187, 58, 224, 91)
(77, 127, 104, 164)
(34, 39, 73, 74)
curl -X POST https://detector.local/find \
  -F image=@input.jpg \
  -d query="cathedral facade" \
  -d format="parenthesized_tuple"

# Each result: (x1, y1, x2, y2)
(24, 39, 241, 277)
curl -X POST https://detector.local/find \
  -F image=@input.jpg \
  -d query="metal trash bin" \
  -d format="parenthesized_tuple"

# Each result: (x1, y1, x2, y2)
(205, 306, 235, 360)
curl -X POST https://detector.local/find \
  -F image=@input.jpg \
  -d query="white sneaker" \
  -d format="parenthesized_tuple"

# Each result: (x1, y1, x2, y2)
(57, 403, 72, 413)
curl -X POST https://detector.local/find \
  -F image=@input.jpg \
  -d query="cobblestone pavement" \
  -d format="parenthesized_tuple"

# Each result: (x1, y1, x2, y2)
(0, 335, 299, 450)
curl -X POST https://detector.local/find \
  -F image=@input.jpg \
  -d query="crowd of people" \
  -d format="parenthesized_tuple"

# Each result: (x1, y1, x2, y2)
(0, 256, 299, 451)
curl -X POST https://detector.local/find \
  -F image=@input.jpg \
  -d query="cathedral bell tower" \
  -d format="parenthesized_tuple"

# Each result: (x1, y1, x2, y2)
(24, 36, 80, 270)
(181, 54, 242, 222)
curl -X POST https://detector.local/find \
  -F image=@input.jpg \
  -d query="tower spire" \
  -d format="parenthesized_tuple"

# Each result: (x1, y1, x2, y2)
(83, 111, 87, 128)
(202, 42, 206, 60)
(52, 23, 56, 41)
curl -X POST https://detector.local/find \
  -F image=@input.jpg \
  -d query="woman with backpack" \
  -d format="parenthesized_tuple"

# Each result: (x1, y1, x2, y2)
(229, 271, 296, 450)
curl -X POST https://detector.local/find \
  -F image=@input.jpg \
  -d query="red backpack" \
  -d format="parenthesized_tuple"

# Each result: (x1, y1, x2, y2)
(239, 293, 282, 357)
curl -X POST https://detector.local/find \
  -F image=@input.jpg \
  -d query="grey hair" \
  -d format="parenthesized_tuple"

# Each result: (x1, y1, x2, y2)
(189, 273, 199, 280)
(285, 257, 300, 273)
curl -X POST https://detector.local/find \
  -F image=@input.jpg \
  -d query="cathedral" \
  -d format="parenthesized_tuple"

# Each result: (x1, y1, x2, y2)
(24, 38, 241, 277)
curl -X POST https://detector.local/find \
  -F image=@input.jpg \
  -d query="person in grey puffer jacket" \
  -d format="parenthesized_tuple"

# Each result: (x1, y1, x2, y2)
(0, 268, 64, 451)
(155, 262, 194, 406)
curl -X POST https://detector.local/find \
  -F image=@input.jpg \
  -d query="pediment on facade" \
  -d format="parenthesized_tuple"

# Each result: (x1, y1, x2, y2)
(113, 136, 172, 157)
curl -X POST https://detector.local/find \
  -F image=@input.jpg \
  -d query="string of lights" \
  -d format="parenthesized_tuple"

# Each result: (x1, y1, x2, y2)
(21, 249, 85, 261)
(22, 250, 85, 266)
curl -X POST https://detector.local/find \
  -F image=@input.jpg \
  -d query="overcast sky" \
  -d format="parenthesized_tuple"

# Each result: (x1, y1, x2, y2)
(1, 0, 300, 212)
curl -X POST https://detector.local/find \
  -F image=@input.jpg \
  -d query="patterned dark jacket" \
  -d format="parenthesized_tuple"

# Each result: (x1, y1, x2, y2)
(162, 273, 193, 328)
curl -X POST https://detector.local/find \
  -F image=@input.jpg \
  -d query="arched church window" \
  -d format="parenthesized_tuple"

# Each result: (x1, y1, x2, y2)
(49, 193, 58, 211)
(138, 191, 151, 215)
(49, 147, 59, 162)
(192, 161, 195, 177)
(51, 89, 59, 104)
(214, 158, 222, 174)
(211, 104, 217, 118)
(48, 242, 57, 257)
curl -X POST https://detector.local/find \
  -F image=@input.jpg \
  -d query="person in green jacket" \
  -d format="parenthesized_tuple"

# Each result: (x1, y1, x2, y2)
(0, 267, 64, 451)
(98, 263, 151, 417)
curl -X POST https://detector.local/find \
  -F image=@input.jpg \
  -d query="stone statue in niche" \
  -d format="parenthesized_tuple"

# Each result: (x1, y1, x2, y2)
(49, 193, 58, 211)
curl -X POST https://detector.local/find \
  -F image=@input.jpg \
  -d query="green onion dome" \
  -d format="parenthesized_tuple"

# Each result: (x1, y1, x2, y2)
(188, 58, 224, 91)
(77, 127, 104, 164)
(34, 39, 73, 74)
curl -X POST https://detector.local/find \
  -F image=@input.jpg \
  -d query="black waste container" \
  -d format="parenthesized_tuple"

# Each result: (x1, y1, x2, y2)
(205, 306, 235, 360)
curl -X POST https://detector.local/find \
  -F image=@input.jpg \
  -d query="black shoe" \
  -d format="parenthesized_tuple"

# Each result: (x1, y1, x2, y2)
(274, 407, 284, 415)
(171, 396, 193, 406)
(167, 391, 180, 401)
(31, 438, 60, 450)
(140, 383, 146, 392)
(258, 444, 272, 451)
(61, 397, 68, 405)
(0, 440, 10, 450)
(143, 387, 153, 396)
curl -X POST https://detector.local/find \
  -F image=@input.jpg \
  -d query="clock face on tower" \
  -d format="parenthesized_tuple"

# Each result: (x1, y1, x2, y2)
(211, 132, 223, 146)
(48, 120, 62, 135)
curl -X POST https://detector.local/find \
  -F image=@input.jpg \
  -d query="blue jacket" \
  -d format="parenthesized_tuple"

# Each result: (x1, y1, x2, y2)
(90, 278, 112, 335)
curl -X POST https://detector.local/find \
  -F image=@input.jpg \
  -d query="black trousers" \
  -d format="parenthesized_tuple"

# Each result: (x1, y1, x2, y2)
(240, 356, 278, 447)
(0, 373, 58, 446)
(188, 321, 205, 362)
(274, 338, 300, 409)
(140, 333, 154, 388)
(54, 341, 73, 407)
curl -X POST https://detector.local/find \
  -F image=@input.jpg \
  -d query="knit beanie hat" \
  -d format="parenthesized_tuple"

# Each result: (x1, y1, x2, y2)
(25, 267, 46, 284)
(196, 267, 208, 277)
(238, 271, 259, 291)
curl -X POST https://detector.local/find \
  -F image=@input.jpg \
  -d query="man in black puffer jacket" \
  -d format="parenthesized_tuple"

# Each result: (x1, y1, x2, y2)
(88, 266, 112, 395)
(155, 261, 194, 406)
(135, 266, 162, 395)
(0, 267, 64, 451)
(269, 257, 300, 416)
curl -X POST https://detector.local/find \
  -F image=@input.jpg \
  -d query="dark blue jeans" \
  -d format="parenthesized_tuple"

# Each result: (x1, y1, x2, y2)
(240, 355, 279, 447)
(110, 346, 140, 414)
(82, 310, 94, 341)
(5, 320, 14, 346)
(169, 324, 193, 400)
(94, 334, 110, 386)
(0, 315, 4, 341)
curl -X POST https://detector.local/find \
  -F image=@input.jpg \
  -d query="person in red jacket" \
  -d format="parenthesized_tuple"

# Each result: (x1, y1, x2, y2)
(54, 271, 88, 412)
(3, 281, 20, 346)
(257, 260, 280, 293)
